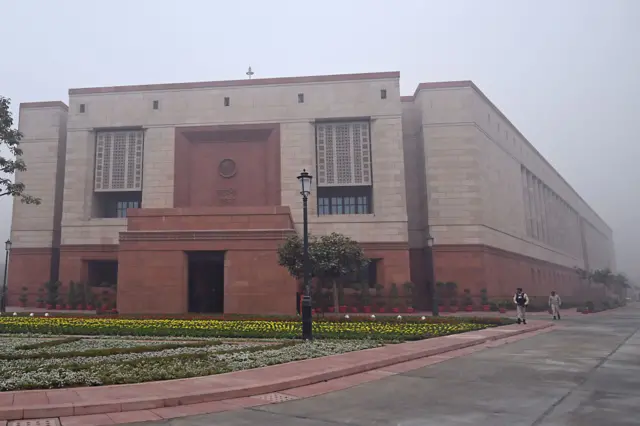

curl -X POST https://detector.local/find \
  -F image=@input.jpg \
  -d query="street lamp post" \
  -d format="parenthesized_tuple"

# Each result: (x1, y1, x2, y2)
(297, 169, 313, 340)
(1, 239, 11, 313)
(426, 234, 438, 317)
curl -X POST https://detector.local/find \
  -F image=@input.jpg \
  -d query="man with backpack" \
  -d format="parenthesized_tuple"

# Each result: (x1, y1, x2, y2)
(513, 287, 529, 324)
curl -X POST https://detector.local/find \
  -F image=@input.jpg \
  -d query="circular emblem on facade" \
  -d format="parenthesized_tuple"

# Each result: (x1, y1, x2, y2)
(218, 159, 237, 178)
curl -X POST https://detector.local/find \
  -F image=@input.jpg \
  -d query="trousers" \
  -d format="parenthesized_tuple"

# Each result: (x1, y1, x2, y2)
(551, 304, 560, 317)
(516, 305, 526, 321)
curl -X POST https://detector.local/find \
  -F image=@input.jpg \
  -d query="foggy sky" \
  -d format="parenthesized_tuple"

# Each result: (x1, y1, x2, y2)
(0, 0, 638, 280)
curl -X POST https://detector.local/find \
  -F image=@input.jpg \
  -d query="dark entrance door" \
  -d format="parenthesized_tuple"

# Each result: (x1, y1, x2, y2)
(187, 251, 225, 313)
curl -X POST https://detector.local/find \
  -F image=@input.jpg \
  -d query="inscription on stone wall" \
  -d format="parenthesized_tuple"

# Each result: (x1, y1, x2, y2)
(217, 188, 237, 204)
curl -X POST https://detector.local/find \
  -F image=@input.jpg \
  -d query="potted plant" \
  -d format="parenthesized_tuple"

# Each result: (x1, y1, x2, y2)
(463, 288, 473, 312)
(44, 280, 61, 310)
(337, 287, 347, 313)
(86, 289, 95, 311)
(377, 301, 386, 313)
(498, 300, 507, 314)
(19, 287, 29, 308)
(449, 298, 459, 313)
(76, 282, 87, 310)
(583, 301, 594, 314)
(36, 287, 45, 309)
(403, 281, 415, 313)
(480, 288, 490, 311)
(389, 283, 400, 313)
(359, 282, 372, 313)
(100, 289, 110, 313)
(436, 281, 446, 312)
(66, 281, 77, 310)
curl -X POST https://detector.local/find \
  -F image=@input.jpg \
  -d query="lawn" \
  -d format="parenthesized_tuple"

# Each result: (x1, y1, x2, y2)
(0, 314, 511, 392)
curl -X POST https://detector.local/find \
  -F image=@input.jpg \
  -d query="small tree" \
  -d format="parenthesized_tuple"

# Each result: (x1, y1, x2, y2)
(314, 233, 368, 312)
(67, 281, 78, 308)
(277, 232, 368, 313)
(77, 282, 88, 309)
(19, 286, 28, 306)
(435, 281, 445, 305)
(44, 281, 61, 307)
(0, 96, 41, 204)
(463, 288, 472, 307)
(480, 288, 489, 306)
(403, 281, 415, 307)
(36, 287, 45, 306)
(358, 281, 372, 307)
(388, 283, 400, 308)
(445, 281, 458, 304)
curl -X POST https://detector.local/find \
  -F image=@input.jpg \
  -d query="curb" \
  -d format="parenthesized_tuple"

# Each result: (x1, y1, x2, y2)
(0, 322, 553, 421)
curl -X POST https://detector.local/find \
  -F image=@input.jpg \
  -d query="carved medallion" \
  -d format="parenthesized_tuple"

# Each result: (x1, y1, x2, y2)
(217, 188, 237, 204)
(218, 158, 237, 178)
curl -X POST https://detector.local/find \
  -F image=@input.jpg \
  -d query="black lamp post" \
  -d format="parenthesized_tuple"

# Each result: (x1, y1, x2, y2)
(426, 233, 438, 317)
(1, 239, 11, 313)
(297, 169, 313, 340)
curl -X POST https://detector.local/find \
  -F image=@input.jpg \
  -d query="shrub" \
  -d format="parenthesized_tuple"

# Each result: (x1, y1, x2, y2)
(403, 281, 415, 307)
(480, 288, 489, 305)
(388, 283, 400, 308)
(44, 281, 61, 306)
(19, 287, 28, 306)
(463, 288, 472, 306)
(67, 281, 78, 307)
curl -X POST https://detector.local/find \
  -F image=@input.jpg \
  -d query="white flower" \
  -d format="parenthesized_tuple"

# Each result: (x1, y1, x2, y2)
(397, 315, 402, 320)
(370, 314, 376, 320)
(344, 314, 350, 320)
(12, 312, 17, 316)
(44, 313, 49, 317)
(421, 316, 426, 320)
(29, 313, 34, 317)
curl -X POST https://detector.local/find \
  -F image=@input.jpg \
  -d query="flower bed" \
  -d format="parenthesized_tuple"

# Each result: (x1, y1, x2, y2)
(0, 336, 379, 391)
(0, 315, 503, 341)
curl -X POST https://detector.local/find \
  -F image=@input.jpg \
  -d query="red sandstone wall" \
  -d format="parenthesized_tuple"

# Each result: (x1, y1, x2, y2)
(433, 244, 592, 306)
(6, 248, 52, 306)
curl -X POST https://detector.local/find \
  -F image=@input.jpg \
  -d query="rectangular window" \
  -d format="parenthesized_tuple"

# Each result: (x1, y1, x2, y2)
(116, 200, 140, 218)
(79, 104, 86, 113)
(224, 97, 230, 106)
(94, 130, 144, 191)
(298, 93, 304, 103)
(341, 259, 379, 289)
(153, 100, 159, 110)
(92, 192, 141, 218)
(317, 186, 372, 215)
(380, 89, 387, 99)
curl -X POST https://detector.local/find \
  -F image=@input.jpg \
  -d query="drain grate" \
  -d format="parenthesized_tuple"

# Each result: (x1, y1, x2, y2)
(253, 392, 299, 403)
(8, 419, 61, 426)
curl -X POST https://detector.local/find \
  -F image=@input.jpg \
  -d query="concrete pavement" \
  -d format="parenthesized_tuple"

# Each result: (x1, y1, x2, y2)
(128, 305, 640, 426)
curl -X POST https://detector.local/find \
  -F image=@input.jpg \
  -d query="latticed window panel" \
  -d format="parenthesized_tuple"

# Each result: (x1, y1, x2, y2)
(94, 130, 144, 191)
(316, 122, 372, 187)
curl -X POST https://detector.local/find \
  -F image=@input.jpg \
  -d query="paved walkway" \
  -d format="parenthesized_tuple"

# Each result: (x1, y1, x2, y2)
(0, 320, 551, 424)
(124, 304, 640, 426)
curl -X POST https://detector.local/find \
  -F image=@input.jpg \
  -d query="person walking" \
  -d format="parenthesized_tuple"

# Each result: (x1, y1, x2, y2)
(548, 291, 562, 320)
(513, 288, 529, 324)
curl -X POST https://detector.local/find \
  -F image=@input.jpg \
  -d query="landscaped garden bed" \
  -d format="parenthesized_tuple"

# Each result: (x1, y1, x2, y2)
(0, 314, 512, 392)
(0, 315, 508, 340)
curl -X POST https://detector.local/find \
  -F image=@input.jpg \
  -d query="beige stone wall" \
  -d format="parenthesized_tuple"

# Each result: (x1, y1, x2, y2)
(402, 100, 426, 249)
(63, 75, 408, 244)
(414, 83, 615, 270)
(414, 88, 484, 245)
(11, 104, 68, 248)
